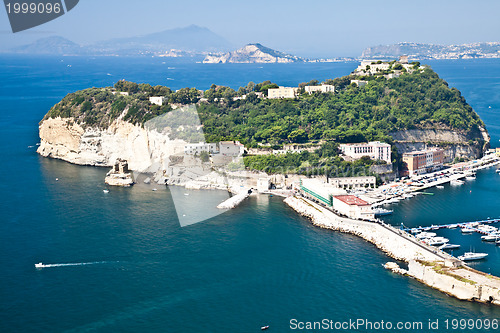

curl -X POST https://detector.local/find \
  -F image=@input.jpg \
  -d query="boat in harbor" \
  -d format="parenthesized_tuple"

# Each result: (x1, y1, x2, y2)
(439, 243, 460, 250)
(461, 227, 475, 234)
(447, 224, 458, 229)
(373, 208, 393, 216)
(496, 168, 500, 174)
(450, 179, 465, 186)
(416, 232, 436, 239)
(436, 185, 445, 189)
(423, 237, 449, 246)
(465, 172, 476, 180)
(481, 233, 500, 242)
(458, 252, 488, 261)
(430, 225, 440, 230)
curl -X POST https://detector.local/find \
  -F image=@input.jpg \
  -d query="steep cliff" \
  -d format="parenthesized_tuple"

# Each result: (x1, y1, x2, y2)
(37, 116, 187, 173)
(390, 127, 490, 161)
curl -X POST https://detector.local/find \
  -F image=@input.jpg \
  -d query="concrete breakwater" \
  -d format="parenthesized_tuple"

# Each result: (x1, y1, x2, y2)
(217, 191, 250, 209)
(284, 196, 500, 305)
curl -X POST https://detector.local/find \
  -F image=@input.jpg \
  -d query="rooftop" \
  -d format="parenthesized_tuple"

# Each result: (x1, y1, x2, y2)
(333, 195, 369, 206)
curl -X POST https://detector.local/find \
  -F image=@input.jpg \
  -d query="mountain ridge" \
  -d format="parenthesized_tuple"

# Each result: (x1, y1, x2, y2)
(4, 25, 232, 56)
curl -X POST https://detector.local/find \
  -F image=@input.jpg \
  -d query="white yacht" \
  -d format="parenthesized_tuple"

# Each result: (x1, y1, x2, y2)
(465, 172, 476, 180)
(439, 243, 460, 250)
(416, 232, 437, 239)
(424, 237, 449, 246)
(372, 208, 393, 216)
(450, 179, 465, 186)
(461, 227, 475, 234)
(458, 252, 488, 261)
(436, 185, 445, 189)
(481, 233, 500, 242)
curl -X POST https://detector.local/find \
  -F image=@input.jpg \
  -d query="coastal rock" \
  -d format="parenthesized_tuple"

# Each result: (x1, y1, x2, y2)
(37, 116, 188, 174)
(390, 128, 489, 160)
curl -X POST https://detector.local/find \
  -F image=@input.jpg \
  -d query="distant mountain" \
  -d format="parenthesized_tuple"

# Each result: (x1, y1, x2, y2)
(362, 42, 500, 60)
(203, 43, 305, 63)
(5, 25, 232, 56)
(9, 36, 82, 55)
(90, 25, 233, 55)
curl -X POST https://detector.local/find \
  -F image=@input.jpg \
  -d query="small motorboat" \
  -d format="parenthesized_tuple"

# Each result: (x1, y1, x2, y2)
(450, 179, 464, 186)
(461, 228, 474, 234)
(35, 262, 45, 268)
(261, 325, 270, 330)
(416, 232, 436, 239)
(481, 234, 500, 242)
(152, 188, 157, 191)
(103, 189, 109, 193)
(465, 173, 476, 180)
(436, 185, 445, 189)
(458, 252, 488, 261)
(439, 243, 460, 250)
(423, 237, 449, 246)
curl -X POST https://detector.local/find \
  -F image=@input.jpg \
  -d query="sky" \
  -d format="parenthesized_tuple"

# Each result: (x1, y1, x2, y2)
(1, 0, 500, 57)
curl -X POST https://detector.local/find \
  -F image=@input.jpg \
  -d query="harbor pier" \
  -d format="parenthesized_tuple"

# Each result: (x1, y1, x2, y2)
(284, 195, 500, 306)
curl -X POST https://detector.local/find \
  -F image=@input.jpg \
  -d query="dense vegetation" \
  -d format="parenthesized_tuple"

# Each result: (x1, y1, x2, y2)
(43, 65, 485, 175)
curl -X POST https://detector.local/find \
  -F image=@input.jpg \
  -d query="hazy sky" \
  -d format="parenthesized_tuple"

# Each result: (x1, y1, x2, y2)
(1, 0, 500, 57)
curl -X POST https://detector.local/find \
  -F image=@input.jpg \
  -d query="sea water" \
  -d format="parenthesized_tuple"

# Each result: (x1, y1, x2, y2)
(1, 55, 500, 332)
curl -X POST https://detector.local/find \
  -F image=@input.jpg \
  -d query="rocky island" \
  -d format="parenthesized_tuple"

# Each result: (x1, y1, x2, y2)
(203, 43, 305, 63)
(36, 61, 500, 305)
(38, 61, 489, 184)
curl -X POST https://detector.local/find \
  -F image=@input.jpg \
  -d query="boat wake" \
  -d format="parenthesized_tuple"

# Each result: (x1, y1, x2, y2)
(35, 261, 115, 269)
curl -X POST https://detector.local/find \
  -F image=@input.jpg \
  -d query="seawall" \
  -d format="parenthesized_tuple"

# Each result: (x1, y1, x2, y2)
(284, 195, 500, 305)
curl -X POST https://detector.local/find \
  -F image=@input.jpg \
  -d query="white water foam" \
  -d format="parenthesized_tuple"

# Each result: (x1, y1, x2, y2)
(35, 261, 116, 268)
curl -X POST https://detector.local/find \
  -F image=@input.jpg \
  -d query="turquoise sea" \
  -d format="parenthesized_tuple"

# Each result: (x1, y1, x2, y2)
(1, 55, 500, 332)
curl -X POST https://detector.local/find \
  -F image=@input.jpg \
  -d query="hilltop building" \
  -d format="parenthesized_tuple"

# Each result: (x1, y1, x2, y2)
(350, 80, 368, 87)
(304, 84, 335, 94)
(149, 96, 164, 106)
(339, 141, 392, 164)
(268, 87, 299, 99)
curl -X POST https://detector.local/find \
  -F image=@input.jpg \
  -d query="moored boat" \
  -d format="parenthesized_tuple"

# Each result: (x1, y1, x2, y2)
(458, 252, 488, 261)
(439, 243, 460, 250)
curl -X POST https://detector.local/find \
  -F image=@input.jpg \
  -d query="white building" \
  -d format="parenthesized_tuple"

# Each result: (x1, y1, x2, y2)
(257, 178, 271, 192)
(268, 87, 298, 99)
(219, 141, 244, 157)
(299, 178, 374, 220)
(350, 80, 368, 87)
(332, 195, 374, 220)
(184, 142, 218, 155)
(329, 176, 377, 190)
(112, 91, 130, 96)
(356, 61, 391, 73)
(304, 84, 335, 94)
(149, 96, 164, 106)
(339, 141, 391, 164)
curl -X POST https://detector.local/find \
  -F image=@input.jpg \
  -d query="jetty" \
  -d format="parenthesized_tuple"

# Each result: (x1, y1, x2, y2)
(284, 195, 500, 306)
(217, 190, 250, 209)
